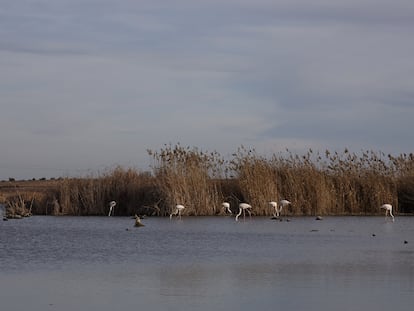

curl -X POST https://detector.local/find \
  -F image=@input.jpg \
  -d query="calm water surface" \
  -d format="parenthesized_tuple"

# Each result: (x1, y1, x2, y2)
(1, 215, 413, 311)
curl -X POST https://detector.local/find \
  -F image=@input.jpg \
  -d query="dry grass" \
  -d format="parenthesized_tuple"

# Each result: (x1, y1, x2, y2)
(53, 167, 159, 216)
(148, 144, 225, 216)
(1, 146, 413, 216)
(0, 179, 59, 217)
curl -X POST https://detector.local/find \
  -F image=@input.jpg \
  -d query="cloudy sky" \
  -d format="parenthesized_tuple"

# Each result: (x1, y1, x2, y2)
(1, 0, 413, 180)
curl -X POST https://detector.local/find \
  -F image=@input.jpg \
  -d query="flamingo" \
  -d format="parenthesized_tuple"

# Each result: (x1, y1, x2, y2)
(269, 199, 291, 218)
(222, 202, 232, 215)
(380, 204, 394, 222)
(108, 201, 116, 216)
(235, 203, 252, 221)
(269, 201, 280, 218)
(170, 204, 185, 219)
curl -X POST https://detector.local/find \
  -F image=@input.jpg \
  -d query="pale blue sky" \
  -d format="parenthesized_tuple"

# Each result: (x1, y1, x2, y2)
(1, 0, 413, 179)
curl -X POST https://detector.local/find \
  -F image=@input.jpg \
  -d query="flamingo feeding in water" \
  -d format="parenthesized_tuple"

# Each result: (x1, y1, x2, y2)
(222, 202, 232, 215)
(269, 199, 291, 218)
(235, 203, 252, 221)
(108, 201, 116, 216)
(380, 204, 394, 222)
(269, 201, 280, 218)
(170, 204, 185, 219)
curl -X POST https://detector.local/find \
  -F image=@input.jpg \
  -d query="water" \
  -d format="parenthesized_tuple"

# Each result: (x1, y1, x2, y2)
(1, 216, 413, 311)
(0, 203, 5, 217)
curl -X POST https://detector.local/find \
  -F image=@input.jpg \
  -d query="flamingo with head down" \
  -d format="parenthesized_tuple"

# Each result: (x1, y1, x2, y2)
(235, 203, 252, 221)
(222, 202, 232, 215)
(380, 204, 394, 222)
(170, 204, 185, 220)
(269, 199, 291, 218)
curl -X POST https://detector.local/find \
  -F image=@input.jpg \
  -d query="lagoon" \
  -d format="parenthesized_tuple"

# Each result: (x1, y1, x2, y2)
(1, 216, 413, 311)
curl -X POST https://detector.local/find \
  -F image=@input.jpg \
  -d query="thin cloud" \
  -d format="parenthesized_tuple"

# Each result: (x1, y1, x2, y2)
(0, 0, 413, 179)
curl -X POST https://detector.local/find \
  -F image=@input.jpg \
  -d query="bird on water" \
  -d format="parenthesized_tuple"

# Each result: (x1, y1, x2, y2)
(108, 201, 116, 216)
(222, 202, 232, 215)
(380, 204, 394, 222)
(170, 204, 185, 219)
(134, 215, 145, 227)
(235, 203, 252, 221)
(269, 199, 291, 219)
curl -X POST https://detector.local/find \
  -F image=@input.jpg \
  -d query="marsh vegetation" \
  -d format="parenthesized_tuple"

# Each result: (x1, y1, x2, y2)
(1, 144, 414, 217)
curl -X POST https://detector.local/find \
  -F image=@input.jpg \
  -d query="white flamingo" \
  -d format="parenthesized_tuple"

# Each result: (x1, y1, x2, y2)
(279, 199, 291, 214)
(269, 201, 280, 218)
(269, 199, 291, 218)
(222, 202, 232, 215)
(170, 204, 185, 219)
(380, 204, 394, 222)
(108, 201, 116, 216)
(235, 203, 252, 221)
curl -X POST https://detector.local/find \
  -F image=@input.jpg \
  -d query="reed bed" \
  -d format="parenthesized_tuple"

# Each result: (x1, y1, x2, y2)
(0, 181, 57, 218)
(2, 146, 413, 216)
(50, 167, 158, 216)
(147, 144, 226, 216)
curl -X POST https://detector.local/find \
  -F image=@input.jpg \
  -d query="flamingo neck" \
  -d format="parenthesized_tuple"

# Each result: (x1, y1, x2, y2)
(235, 208, 242, 221)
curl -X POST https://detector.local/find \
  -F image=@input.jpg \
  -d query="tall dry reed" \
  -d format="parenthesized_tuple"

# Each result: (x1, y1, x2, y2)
(229, 146, 279, 215)
(229, 148, 402, 216)
(147, 144, 226, 216)
(53, 167, 158, 216)
(9, 146, 412, 216)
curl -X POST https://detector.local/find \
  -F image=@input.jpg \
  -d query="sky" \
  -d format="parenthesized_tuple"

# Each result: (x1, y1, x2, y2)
(1, 0, 414, 180)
